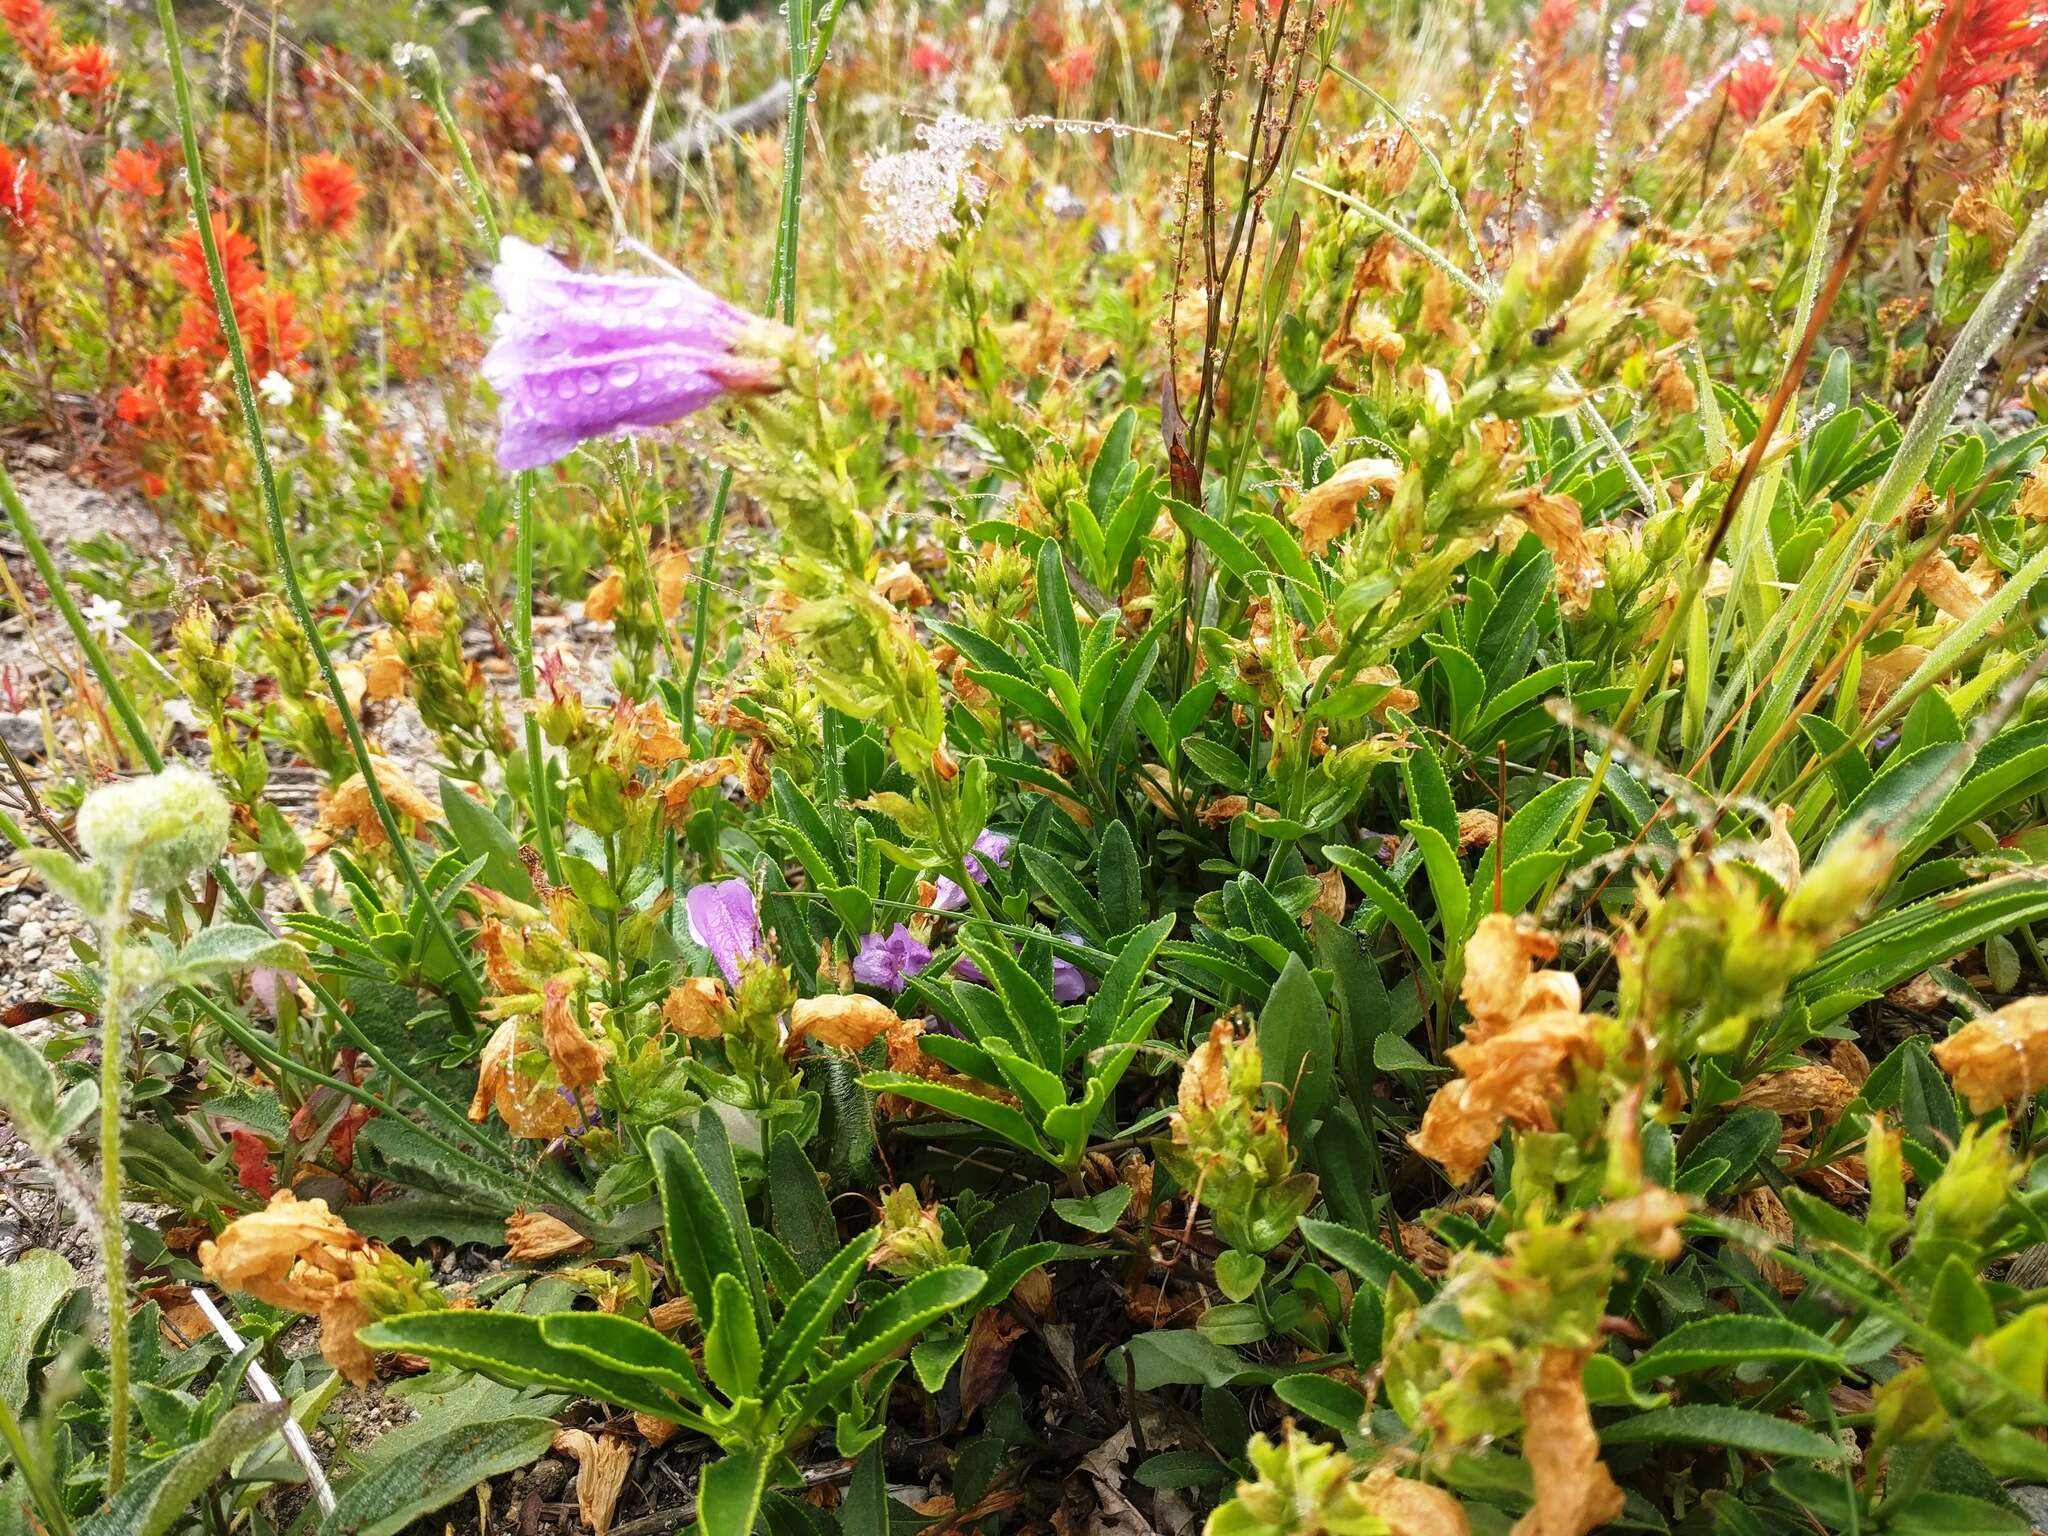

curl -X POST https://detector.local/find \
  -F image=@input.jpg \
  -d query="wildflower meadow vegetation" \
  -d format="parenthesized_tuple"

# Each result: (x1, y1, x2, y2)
(2, 0, 2048, 1528)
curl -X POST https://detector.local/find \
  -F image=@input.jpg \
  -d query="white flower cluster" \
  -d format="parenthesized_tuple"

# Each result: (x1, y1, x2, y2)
(859, 112, 1007, 253)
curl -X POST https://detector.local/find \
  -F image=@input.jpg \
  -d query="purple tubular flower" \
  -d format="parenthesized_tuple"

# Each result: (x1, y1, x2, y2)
(481, 237, 790, 472)
(853, 925, 934, 995)
(931, 828, 1014, 910)
(686, 879, 762, 986)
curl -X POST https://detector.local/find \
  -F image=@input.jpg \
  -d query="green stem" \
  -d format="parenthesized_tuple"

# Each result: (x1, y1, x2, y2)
(420, 57, 499, 248)
(515, 473, 563, 882)
(413, 51, 563, 890)
(677, 472, 730, 749)
(96, 861, 136, 1493)
(153, 0, 477, 993)
(681, 0, 839, 752)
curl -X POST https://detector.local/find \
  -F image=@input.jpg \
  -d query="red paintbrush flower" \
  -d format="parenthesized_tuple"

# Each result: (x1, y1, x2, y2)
(0, 144, 42, 238)
(1046, 42, 1096, 91)
(227, 1130, 277, 1197)
(169, 213, 262, 306)
(167, 213, 307, 376)
(58, 39, 115, 99)
(296, 151, 362, 238)
(107, 144, 163, 199)
(1903, 0, 2048, 139)
(1727, 55, 1780, 119)
(0, 0, 56, 76)
(1799, 10, 1874, 90)
(908, 40, 950, 77)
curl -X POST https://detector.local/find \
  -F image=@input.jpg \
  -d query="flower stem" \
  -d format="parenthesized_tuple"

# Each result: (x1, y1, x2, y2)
(96, 860, 136, 1493)
(680, 0, 839, 746)
(678, 472, 730, 749)
(153, 0, 477, 993)
(515, 472, 563, 882)
(407, 50, 565, 890)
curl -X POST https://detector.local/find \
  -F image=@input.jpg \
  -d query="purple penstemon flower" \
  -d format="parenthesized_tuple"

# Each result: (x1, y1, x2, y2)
(932, 828, 1014, 911)
(686, 879, 762, 986)
(853, 925, 934, 995)
(481, 237, 794, 472)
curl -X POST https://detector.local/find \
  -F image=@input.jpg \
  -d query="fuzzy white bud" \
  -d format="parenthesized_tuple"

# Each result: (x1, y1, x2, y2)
(76, 765, 231, 894)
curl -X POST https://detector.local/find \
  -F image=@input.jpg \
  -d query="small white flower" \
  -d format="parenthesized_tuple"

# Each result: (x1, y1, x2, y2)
(553, 153, 578, 175)
(321, 403, 355, 440)
(1043, 182, 1083, 218)
(258, 370, 294, 409)
(197, 391, 223, 420)
(82, 595, 127, 643)
(860, 112, 1007, 253)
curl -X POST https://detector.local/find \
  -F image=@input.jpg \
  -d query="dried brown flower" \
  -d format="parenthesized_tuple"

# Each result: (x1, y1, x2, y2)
(1735, 1065, 1855, 1118)
(789, 993, 900, 1051)
(552, 1428, 633, 1535)
(505, 1210, 591, 1261)
(1933, 996, 2048, 1114)
(1290, 457, 1401, 556)
(661, 976, 730, 1039)
(1511, 1348, 1624, 1536)
(318, 759, 439, 848)
(583, 570, 624, 623)
(199, 1191, 378, 1384)
(1363, 1468, 1471, 1536)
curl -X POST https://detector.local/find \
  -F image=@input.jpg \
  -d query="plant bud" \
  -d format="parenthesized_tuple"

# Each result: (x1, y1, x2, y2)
(1914, 1123, 2015, 1252)
(76, 764, 230, 893)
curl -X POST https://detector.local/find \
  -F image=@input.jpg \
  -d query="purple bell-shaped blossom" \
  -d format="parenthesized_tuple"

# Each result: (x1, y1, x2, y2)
(482, 237, 793, 472)
(685, 879, 763, 986)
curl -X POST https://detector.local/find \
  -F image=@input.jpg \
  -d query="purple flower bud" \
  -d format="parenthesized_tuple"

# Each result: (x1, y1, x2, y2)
(853, 924, 934, 994)
(1052, 956, 1092, 1003)
(686, 879, 762, 986)
(481, 237, 791, 472)
(1053, 934, 1094, 1003)
(966, 829, 1013, 881)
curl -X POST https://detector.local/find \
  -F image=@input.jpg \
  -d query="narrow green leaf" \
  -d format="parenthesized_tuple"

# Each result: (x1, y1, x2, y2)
(704, 1272, 762, 1399)
(761, 1230, 880, 1398)
(650, 1126, 746, 1327)
(1599, 1405, 1837, 1459)
(1630, 1315, 1844, 1381)
(695, 1446, 773, 1536)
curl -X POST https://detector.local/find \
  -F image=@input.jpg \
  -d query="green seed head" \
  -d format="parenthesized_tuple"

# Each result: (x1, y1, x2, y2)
(77, 764, 231, 894)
